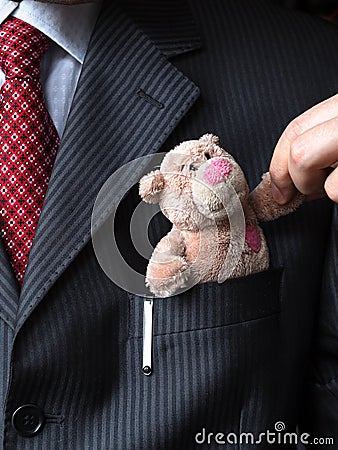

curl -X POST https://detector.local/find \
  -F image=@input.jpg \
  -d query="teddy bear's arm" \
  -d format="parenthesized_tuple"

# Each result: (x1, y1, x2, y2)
(249, 172, 304, 222)
(139, 170, 165, 204)
(154, 228, 186, 257)
(146, 228, 191, 297)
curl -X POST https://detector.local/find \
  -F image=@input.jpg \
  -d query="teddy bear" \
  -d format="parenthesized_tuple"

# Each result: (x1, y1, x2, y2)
(139, 134, 303, 297)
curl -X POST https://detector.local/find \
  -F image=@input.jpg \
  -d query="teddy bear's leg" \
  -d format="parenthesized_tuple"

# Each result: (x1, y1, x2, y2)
(146, 229, 192, 297)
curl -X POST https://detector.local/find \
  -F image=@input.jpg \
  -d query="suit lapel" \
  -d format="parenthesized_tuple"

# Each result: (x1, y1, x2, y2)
(15, 1, 200, 333)
(120, 0, 201, 57)
(0, 237, 19, 329)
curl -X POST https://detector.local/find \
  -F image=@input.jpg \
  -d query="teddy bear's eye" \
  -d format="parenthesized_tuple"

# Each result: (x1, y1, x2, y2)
(189, 164, 198, 171)
(180, 164, 185, 171)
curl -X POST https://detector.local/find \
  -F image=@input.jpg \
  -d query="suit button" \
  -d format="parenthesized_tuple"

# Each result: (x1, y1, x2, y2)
(12, 404, 45, 437)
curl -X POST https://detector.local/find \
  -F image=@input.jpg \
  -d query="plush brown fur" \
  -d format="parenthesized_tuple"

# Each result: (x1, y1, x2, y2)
(139, 134, 303, 297)
(249, 172, 304, 221)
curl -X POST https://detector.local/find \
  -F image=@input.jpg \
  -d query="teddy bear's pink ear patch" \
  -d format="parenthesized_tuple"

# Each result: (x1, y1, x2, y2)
(202, 158, 232, 186)
(245, 225, 261, 253)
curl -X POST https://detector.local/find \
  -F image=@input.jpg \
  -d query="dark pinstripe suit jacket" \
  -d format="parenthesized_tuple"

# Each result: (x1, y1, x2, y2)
(0, 0, 338, 448)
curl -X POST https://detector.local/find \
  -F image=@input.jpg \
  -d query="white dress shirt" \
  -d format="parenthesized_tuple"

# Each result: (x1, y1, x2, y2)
(0, 0, 102, 137)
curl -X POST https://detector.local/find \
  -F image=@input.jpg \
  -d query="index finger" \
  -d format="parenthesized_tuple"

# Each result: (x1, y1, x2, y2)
(269, 93, 338, 203)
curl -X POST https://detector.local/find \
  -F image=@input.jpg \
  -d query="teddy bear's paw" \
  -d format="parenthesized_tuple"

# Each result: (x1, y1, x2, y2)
(146, 256, 192, 297)
(250, 172, 304, 221)
(155, 229, 186, 257)
(139, 170, 165, 204)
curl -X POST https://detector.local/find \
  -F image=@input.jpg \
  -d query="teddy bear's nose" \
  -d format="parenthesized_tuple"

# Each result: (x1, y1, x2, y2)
(202, 158, 232, 186)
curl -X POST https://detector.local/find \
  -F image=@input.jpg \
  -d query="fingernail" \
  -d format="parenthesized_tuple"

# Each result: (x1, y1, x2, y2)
(271, 182, 287, 204)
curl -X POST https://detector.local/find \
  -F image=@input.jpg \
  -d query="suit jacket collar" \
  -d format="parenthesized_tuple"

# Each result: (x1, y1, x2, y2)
(3, 0, 101, 63)
(1, 0, 201, 333)
(0, 238, 19, 329)
(119, 0, 201, 57)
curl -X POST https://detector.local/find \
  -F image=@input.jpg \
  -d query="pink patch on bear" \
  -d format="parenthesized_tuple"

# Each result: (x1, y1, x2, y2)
(245, 225, 261, 253)
(203, 158, 232, 186)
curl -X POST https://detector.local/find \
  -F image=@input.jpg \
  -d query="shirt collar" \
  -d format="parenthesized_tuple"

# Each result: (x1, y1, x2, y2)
(0, 0, 102, 63)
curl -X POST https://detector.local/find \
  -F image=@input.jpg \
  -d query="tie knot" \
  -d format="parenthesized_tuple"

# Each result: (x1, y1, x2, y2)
(0, 17, 50, 79)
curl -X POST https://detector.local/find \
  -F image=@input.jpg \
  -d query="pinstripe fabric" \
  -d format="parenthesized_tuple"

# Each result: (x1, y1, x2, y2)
(0, 0, 338, 449)
(319, 206, 338, 380)
(299, 206, 338, 447)
(120, 0, 201, 57)
(130, 268, 283, 336)
(0, 239, 18, 329)
(14, 1, 199, 334)
(3, 244, 284, 450)
(0, 321, 13, 448)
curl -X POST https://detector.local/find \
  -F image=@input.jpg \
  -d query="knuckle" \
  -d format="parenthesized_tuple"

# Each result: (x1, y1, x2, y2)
(289, 137, 308, 168)
(269, 164, 292, 189)
(284, 117, 304, 143)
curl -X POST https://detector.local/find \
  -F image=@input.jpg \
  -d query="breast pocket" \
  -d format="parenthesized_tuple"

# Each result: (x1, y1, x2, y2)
(129, 267, 284, 337)
(126, 268, 285, 448)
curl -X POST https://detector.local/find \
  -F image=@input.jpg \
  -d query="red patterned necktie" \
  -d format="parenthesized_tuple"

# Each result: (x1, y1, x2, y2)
(0, 17, 59, 285)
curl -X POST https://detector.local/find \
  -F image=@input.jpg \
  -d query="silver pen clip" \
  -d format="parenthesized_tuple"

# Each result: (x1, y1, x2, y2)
(142, 298, 154, 376)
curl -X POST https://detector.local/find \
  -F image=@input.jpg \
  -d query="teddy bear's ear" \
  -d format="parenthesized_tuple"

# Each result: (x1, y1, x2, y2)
(139, 170, 165, 204)
(199, 134, 220, 145)
(198, 134, 227, 159)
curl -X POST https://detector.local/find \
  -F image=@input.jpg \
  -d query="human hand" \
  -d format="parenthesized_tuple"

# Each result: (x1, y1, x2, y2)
(269, 94, 338, 204)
